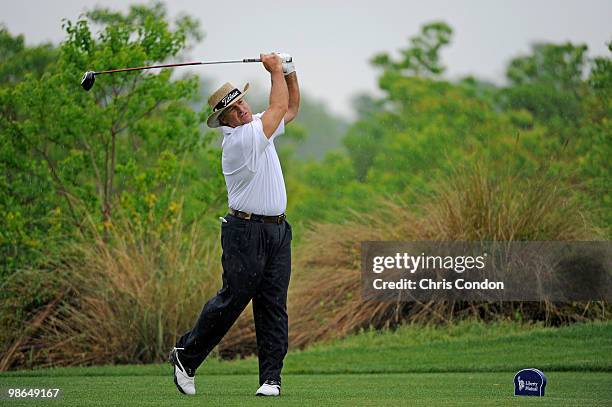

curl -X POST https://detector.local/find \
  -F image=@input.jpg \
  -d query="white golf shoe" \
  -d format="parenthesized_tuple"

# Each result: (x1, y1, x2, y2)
(255, 380, 281, 396)
(169, 347, 196, 395)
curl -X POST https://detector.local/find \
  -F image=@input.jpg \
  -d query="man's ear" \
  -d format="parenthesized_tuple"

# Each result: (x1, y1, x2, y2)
(218, 112, 227, 127)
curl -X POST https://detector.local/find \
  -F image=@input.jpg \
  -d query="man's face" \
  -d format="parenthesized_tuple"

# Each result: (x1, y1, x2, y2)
(220, 99, 253, 127)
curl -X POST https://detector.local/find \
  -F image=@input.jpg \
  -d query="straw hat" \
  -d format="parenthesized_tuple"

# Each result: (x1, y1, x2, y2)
(206, 82, 250, 128)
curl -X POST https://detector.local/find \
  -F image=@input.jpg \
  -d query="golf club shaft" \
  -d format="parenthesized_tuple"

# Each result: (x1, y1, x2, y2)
(94, 58, 264, 75)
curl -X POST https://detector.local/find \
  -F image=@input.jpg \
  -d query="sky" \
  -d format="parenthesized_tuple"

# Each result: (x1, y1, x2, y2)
(1, 0, 611, 119)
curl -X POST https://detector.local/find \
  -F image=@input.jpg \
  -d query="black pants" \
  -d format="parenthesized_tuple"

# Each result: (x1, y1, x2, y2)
(175, 214, 292, 385)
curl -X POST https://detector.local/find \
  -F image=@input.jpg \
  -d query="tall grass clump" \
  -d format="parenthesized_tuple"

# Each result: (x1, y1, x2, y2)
(221, 163, 607, 354)
(0, 207, 221, 370)
(425, 164, 597, 241)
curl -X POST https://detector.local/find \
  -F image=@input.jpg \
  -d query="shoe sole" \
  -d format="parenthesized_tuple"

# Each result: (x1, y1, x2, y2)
(173, 368, 187, 395)
(256, 389, 281, 397)
(170, 349, 188, 395)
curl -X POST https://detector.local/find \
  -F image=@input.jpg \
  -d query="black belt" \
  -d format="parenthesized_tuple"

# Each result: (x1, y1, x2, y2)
(229, 208, 286, 224)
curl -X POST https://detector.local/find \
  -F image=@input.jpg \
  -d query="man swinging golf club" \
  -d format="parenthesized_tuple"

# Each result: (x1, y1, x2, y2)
(170, 52, 299, 397)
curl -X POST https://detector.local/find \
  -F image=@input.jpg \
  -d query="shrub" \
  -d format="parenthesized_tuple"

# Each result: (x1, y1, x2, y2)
(221, 163, 607, 355)
(0, 206, 221, 370)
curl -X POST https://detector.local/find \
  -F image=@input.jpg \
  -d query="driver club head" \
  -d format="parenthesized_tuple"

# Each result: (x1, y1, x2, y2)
(81, 71, 96, 91)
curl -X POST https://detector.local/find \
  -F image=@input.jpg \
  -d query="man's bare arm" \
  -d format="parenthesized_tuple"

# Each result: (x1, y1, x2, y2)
(261, 53, 288, 139)
(284, 72, 300, 124)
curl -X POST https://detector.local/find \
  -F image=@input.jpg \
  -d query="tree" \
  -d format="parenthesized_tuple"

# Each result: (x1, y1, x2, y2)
(0, 25, 57, 85)
(500, 42, 590, 144)
(0, 2, 225, 276)
(371, 21, 452, 77)
(344, 22, 455, 182)
(0, 29, 60, 275)
(295, 22, 562, 223)
(575, 42, 612, 228)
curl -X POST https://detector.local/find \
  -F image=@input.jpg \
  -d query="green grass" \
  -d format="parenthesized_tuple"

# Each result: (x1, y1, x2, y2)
(1, 321, 611, 406)
(1, 372, 611, 406)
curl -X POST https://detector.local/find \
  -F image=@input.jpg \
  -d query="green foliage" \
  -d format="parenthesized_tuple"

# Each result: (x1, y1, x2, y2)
(287, 97, 348, 160)
(289, 152, 374, 223)
(0, 204, 222, 370)
(496, 41, 611, 230)
(574, 43, 612, 227)
(0, 25, 57, 85)
(340, 67, 553, 207)
(290, 22, 610, 238)
(371, 21, 452, 77)
(506, 42, 588, 89)
(0, 28, 61, 275)
(0, 2, 224, 277)
(0, 14, 609, 371)
(499, 42, 590, 145)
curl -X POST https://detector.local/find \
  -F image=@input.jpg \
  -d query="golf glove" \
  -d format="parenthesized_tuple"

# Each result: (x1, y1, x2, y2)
(276, 52, 295, 76)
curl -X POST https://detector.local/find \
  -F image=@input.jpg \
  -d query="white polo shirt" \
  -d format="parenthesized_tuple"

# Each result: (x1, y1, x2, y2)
(221, 112, 286, 216)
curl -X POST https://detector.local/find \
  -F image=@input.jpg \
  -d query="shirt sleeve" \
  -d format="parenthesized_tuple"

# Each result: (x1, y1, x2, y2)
(239, 114, 284, 171)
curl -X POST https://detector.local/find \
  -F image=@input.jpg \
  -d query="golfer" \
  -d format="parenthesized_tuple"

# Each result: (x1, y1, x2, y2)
(170, 52, 299, 397)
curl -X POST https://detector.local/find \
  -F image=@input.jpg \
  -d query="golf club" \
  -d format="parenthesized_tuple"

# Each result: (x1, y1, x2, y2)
(80, 56, 292, 91)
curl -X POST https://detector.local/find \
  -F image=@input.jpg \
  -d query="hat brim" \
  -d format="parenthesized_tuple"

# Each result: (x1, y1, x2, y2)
(206, 83, 250, 128)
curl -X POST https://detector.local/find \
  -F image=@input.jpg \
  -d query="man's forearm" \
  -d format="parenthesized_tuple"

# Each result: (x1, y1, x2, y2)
(285, 72, 300, 124)
(261, 54, 288, 138)
(269, 71, 289, 111)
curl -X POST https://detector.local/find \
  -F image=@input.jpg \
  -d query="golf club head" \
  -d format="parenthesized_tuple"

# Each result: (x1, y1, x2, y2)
(81, 71, 96, 91)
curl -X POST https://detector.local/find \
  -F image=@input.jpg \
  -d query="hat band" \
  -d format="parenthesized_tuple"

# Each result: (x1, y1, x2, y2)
(214, 88, 242, 112)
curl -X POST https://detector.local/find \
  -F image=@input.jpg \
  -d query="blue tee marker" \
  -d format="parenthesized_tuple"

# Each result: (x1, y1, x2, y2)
(514, 368, 547, 396)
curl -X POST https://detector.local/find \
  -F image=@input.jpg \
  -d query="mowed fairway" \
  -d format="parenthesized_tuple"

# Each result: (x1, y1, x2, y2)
(1, 322, 611, 406)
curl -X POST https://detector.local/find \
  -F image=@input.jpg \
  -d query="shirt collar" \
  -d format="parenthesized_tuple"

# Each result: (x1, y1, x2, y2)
(220, 113, 263, 136)
(221, 125, 234, 136)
